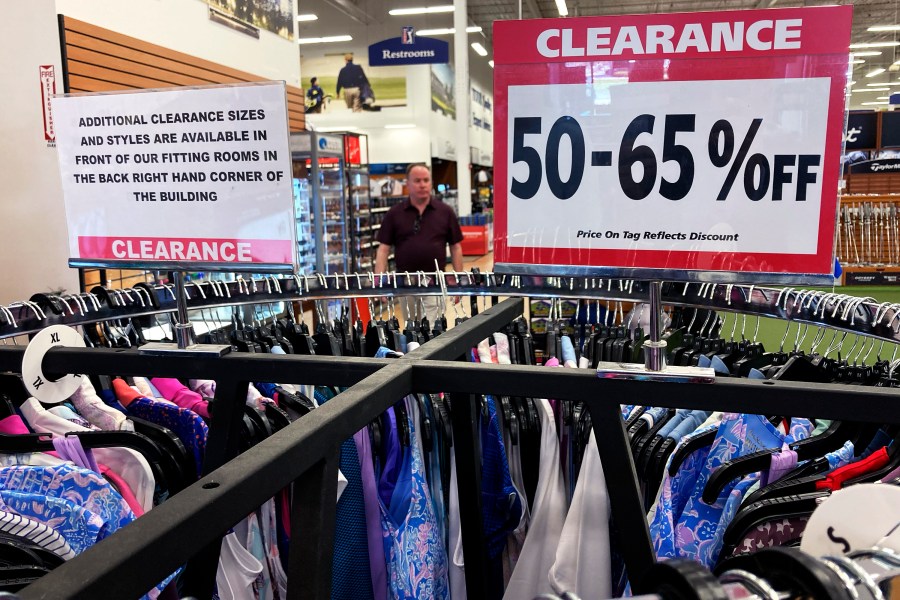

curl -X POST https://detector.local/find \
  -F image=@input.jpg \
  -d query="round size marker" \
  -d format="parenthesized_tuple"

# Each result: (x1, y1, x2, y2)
(22, 325, 86, 404)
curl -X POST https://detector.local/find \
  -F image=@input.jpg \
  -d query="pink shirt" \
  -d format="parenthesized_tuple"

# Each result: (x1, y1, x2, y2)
(149, 379, 210, 419)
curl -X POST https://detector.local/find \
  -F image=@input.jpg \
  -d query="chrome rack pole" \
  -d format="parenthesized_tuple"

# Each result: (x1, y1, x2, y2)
(139, 271, 231, 357)
(644, 281, 666, 372)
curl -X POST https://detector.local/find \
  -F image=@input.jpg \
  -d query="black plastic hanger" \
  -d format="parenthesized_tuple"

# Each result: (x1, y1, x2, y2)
(721, 493, 828, 559)
(714, 547, 852, 600)
(669, 428, 717, 476)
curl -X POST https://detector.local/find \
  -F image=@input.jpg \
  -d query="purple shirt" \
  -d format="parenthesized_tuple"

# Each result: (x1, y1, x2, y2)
(375, 197, 463, 272)
(354, 428, 388, 600)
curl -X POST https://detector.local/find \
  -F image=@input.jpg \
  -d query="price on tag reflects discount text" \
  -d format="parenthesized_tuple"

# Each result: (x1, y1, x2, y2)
(511, 113, 821, 203)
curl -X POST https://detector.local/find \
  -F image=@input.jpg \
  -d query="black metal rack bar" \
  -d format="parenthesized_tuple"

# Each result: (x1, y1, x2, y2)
(5, 275, 900, 348)
(5, 296, 900, 599)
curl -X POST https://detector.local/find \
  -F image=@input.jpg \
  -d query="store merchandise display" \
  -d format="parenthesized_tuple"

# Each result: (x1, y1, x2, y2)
(0, 278, 895, 598)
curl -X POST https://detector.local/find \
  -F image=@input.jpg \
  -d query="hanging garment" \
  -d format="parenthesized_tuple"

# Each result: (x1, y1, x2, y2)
(503, 395, 567, 600)
(354, 427, 388, 600)
(215, 530, 264, 600)
(481, 395, 522, 597)
(46, 405, 94, 430)
(380, 397, 449, 600)
(70, 378, 133, 431)
(233, 511, 277, 600)
(257, 499, 288, 600)
(0, 510, 76, 561)
(150, 378, 211, 419)
(448, 452, 466, 600)
(331, 435, 375, 600)
(113, 379, 208, 477)
(20, 398, 155, 512)
(548, 430, 611, 599)
(649, 423, 719, 559)
(499, 405, 530, 588)
(673, 414, 813, 567)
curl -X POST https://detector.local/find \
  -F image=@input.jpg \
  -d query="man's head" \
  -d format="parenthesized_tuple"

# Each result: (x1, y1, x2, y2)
(407, 164, 432, 204)
(344, 53, 353, 62)
(310, 77, 318, 86)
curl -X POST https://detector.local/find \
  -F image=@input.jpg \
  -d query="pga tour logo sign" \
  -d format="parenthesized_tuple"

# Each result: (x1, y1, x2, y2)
(402, 26, 415, 44)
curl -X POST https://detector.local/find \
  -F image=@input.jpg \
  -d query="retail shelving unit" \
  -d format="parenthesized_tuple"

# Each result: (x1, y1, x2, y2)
(344, 134, 374, 273)
(290, 132, 349, 275)
(370, 165, 410, 272)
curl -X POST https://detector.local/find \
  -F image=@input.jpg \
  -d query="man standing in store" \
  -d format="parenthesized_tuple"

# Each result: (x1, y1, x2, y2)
(375, 164, 465, 297)
(336, 53, 370, 112)
(306, 77, 324, 113)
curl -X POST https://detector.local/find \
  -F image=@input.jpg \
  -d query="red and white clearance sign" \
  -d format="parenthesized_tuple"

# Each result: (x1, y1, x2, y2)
(493, 6, 852, 282)
(52, 82, 296, 271)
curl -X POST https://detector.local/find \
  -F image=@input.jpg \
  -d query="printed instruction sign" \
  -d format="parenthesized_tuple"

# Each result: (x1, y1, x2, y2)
(52, 82, 296, 271)
(493, 6, 852, 283)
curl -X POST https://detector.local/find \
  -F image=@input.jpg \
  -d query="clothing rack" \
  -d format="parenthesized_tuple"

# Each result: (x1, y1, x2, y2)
(4, 273, 900, 344)
(2, 297, 900, 599)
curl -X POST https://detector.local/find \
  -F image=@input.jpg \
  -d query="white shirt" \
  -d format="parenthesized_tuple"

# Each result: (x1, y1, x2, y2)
(503, 399, 568, 600)
(549, 430, 611, 599)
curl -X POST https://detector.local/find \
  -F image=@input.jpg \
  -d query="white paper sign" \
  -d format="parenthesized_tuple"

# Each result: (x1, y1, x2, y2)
(506, 77, 830, 256)
(52, 82, 296, 270)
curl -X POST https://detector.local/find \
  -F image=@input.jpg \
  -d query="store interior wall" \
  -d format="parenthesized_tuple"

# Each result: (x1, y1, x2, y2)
(300, 0, 495, 167)
(55, 0, 302, 87)
(0, 0, 78, 304)
(0, 0, 304, 303)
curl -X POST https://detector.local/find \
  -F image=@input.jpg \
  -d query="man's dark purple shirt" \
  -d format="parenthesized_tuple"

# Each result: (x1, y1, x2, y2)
(375, 196, 463, 272)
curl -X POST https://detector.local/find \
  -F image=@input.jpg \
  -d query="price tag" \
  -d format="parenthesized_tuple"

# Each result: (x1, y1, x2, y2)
(493, 6, 851, 284)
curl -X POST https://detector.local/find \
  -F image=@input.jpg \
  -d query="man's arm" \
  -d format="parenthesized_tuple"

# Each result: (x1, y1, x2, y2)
(375, 243, 391, 275)
(449, 242, 464, 274)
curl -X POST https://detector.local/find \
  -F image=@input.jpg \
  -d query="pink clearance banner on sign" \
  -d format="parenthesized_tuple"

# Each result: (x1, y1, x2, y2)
(493, 6, 852, 284)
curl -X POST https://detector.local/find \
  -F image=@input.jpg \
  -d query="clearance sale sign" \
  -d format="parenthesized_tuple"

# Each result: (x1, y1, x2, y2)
(52, 82, 296, 272)
(493, 6, 852, 283)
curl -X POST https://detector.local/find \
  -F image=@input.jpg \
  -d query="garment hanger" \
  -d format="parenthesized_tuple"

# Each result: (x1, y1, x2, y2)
(392, 400, 410, 447)
(312, 301, 342, 356)
(714, 547, 853, 600)
(701, 416, 869, 504)
(635, 557, 729, 599)
(128, 415, 193, 491)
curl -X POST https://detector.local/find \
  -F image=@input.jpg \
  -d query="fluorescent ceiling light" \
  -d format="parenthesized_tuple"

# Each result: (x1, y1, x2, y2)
(417, 26, 482, 35)
(385, 124, 416, 129)
(316, 126, 358, 132)
(389, 5, 453, 15)
(471, 42, 488, 56)
(555, 0, 568, 16)
(853, 51, 883, 56)
(866, 68, 886, 77)
(878, 96, 891, 99)
(847, 80, 856, 85)
(853, 59, 865, 64)
(868, 25, 900, 32)
(856, 87, 890, 92)
(868, 81, 891, 86)
(862, 101, 890, 105)
(850, 41, 900, 49)
(296, 14, 318, 21)
(489, 60, 494, 68)
(297, 35, 352, 44)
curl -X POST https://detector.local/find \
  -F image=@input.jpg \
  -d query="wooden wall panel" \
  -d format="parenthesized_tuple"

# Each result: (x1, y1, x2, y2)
(60, 16, 304, 131)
